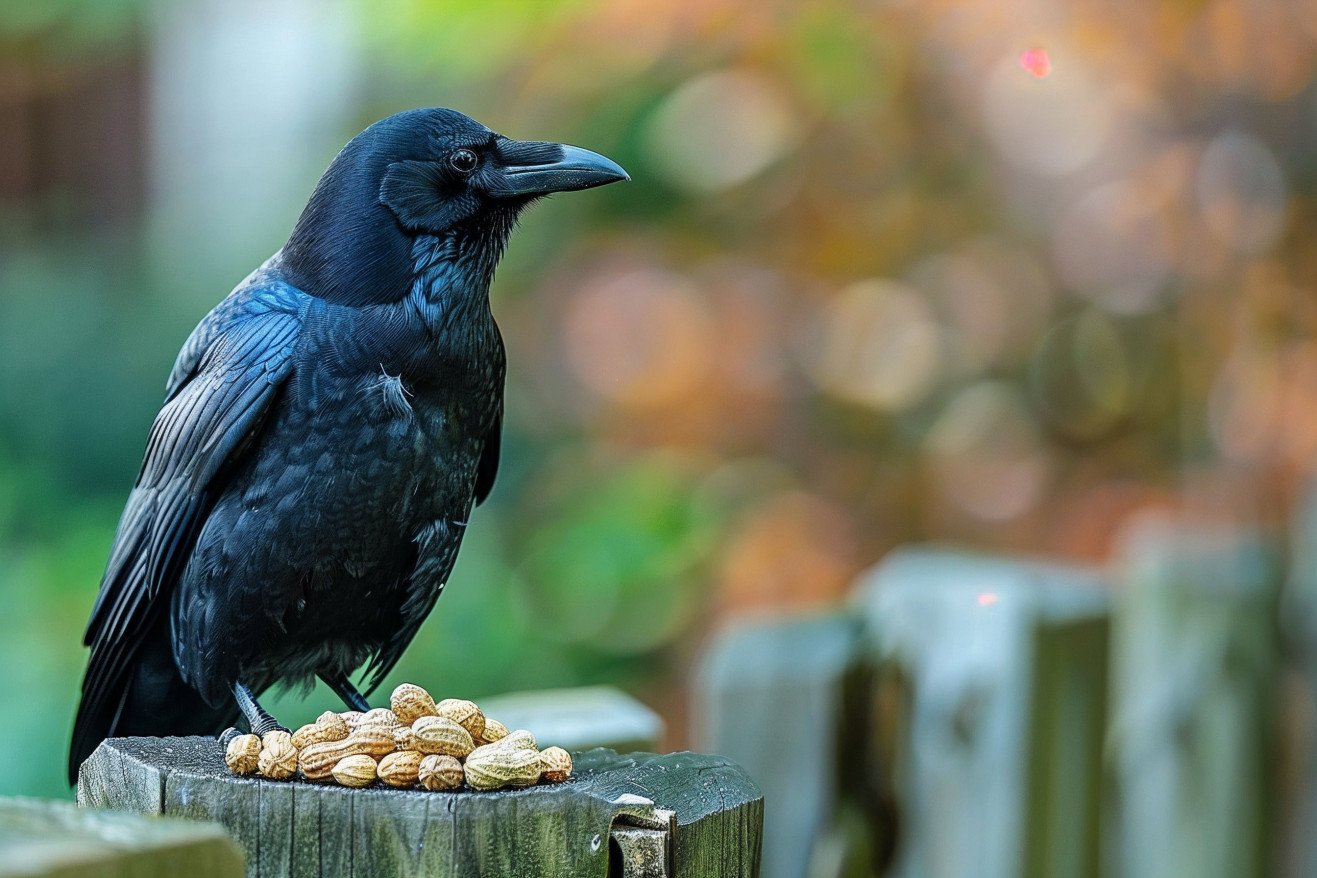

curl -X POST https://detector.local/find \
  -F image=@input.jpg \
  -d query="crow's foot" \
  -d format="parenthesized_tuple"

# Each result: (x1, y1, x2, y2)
(232, 681, 289, 737)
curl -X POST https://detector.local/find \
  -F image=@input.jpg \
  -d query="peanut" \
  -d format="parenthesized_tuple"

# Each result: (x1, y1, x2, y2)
(292, 711, 350, 749)
(225, 734, 261, 775)
(394, 725, 418, 751)
(490, 729, 538, 753)
(478, 717, 509, 746)
(435, 698, 485, 742)
(298, 727, 395, 779)
(258, 734, 298, 781)
(464, 742, 542, 791)
(418, 754, 464, 791)
(261, 730, 293, 751)
(390, 683, 438, 725)
(332, 754, 377, 787)
(354, 707, 402, 733)
(218, 685, 570, 793)
(410, 715, 475, 757)
(378, 750, 423, 787)
(348, 727, 398, 757)
(539, 746, 572, 783)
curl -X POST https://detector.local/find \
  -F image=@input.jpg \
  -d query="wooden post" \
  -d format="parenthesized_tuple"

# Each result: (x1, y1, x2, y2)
(77, 737, 763, 878)
(1108, 515, 1278, 878)
(0, 796, 243, 877)
(693, 612, 886, 878)
(1288, 488, 1317, 878)
(853, 545, 1110, 878)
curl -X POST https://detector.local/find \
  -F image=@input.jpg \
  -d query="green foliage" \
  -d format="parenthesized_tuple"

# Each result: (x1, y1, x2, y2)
(0, 0, 149, 51)
(363, 0, 590, 79)
(512, 452, 721, 655)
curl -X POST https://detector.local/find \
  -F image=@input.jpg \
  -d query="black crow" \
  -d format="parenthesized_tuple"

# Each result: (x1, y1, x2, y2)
(68, 108, 627, 783)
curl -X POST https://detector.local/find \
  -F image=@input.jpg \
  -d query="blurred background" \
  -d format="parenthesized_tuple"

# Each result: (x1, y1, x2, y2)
(0, 0, 1314, 874)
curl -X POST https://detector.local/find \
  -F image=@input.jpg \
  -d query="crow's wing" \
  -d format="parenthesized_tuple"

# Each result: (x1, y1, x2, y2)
(78, 283, 303, 727)
(473, 406, 501, 506)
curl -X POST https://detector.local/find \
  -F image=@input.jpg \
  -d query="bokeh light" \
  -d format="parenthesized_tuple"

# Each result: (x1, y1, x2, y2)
(562, 267, 714, 410)
(644, 69, 799, 194)
(1052, 181, 1175, 314)
(983, 52, 1112, 176)
(925, 381, 1050, 522)
(1196, 130, 1288, 256)
(800, 279, 942, 411)
(1018, 48, 1052, 79)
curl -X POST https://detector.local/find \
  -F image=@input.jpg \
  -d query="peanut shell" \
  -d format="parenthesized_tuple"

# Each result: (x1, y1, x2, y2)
(332, 753, 377, 787)
(297, 727, 394, 779)
(478, 717, 509, 745)
(410, 715, 474, 757)
(292, 711, 350, 749)
(258, 735, 298, 780)
(539, 746, 573, 783)
(390, 683, 438, 725)
(464, 743, 542, 791)
(394, 725, 418, 751)
(491, 729, 538, 753)
(354, 707, 402, 733)
(261, 730, 293, 751)
(225, 734, 261, 775)
(348, 727, 398, 757)
(435, 698, 485, 742)
(378, 750, 423, 787)
(418, 754, 464, 791)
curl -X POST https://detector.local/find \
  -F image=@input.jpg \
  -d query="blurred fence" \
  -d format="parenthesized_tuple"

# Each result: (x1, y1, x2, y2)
(694, 512, 1288, 878)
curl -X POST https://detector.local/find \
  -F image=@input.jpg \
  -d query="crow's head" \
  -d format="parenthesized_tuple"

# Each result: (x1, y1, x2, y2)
(282, 108, 628, 306)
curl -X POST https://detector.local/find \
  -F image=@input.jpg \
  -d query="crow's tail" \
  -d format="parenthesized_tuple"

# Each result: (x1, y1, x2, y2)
(68, 676, 127, 785)
(68, 622, 236, 785)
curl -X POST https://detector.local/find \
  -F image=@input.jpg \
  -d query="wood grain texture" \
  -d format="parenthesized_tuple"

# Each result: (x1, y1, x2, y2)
(77, 737, 762, 878)
(0, 796, 243, 878)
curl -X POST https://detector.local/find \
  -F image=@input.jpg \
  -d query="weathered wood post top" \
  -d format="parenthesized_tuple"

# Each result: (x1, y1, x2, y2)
(78, 737, 763, 878)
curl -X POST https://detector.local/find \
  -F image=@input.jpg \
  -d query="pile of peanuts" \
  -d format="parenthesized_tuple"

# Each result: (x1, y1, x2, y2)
(223, 683, 571, 791)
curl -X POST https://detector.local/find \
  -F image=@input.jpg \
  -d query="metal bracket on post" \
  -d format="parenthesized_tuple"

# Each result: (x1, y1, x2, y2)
(608, 793, 676, 877)
(611, 826, 670, 877)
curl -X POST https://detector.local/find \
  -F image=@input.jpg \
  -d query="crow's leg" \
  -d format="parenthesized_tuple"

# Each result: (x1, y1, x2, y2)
(233, 681, 288, 736)
(321, 671, 371, 712)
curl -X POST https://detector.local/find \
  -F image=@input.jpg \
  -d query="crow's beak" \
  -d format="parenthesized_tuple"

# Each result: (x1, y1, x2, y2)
(491, 140, 629, 198)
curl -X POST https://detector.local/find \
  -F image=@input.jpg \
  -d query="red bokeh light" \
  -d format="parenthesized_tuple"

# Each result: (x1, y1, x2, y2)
(1019, 48, 1052, 78)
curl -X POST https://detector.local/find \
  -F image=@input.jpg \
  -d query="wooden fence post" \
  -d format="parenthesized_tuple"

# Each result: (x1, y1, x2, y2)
(1288, 488, 1317, 878)
(853, 545, 1110, 878)
(0, 796, 243, 878)
(1107, 515, 1278, 878)
(693, 612, 884, 878)
(77, 737, 763, 878)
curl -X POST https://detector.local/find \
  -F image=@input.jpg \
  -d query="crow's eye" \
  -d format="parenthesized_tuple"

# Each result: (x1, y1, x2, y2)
(449, 149, 478, 174)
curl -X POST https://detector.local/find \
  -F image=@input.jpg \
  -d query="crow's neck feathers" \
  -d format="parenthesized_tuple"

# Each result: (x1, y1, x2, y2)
(406, 217, 514, 335)
(279, 131, 518, 311)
